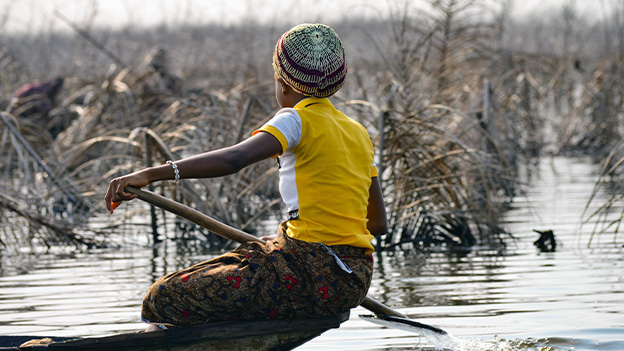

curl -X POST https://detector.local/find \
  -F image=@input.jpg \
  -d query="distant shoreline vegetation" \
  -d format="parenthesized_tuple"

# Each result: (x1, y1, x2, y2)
(0, 0, 612, 36)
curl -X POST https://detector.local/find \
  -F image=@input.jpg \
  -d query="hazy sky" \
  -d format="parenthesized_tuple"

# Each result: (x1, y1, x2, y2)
(0, 0, 610, 34)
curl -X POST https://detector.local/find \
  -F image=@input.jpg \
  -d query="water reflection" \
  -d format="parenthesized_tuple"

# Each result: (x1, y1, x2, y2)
(372, 249, 512, 309)
(0, 157, 623, 351)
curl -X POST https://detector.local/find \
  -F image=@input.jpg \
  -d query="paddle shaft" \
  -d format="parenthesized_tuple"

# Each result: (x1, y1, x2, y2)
(125, 186, 263, 245)
(125, 186, 407, 319)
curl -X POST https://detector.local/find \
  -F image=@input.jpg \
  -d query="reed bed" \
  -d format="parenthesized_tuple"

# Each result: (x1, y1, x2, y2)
(1, 0, 617, 253)
(576, 56, 624, 245)
(336, 0, 524, 249)
(542, 1, 624, 245)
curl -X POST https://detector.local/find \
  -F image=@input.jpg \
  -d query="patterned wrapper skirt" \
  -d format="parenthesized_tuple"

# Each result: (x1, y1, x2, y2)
(141, 222, 373, 325)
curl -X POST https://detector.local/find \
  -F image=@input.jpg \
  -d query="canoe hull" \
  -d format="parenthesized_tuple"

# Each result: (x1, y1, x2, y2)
(0, 312, 349, 351)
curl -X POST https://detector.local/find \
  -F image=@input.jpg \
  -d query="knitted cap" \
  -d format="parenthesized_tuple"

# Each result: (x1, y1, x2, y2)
(273, 23, 347, 98)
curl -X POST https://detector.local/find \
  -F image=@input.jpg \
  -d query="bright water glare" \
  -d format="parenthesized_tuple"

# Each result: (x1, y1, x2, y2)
(1, 156, 623, 350)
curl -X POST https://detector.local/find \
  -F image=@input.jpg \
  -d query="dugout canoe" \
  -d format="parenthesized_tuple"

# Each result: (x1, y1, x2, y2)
(0, 311, 349, 351)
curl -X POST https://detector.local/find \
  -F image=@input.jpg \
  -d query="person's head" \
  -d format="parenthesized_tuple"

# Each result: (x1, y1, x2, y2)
(146, 45, 168, 73)
(46, 77, 65, 99)
(273, 23, 347, 107)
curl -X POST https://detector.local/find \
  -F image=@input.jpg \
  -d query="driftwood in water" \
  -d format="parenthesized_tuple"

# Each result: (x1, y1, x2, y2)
(533, 229, 557, 252)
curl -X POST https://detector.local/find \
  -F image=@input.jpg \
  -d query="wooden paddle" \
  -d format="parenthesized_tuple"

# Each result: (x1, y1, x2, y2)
(124, 186, 448, 335)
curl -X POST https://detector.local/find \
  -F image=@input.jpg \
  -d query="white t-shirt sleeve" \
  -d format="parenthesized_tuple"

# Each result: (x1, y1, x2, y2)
(263, 108, 302, 150)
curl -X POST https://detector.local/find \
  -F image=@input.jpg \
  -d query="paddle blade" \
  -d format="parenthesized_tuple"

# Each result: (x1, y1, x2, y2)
(359, 314, 447, 335)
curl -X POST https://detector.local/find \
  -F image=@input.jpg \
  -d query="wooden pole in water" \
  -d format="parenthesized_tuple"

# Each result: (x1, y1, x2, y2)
(144, 132, 160, 244)
(234, 97, 256, 144)
(377, 109, 386, 189)
(126, 186, 262, 245)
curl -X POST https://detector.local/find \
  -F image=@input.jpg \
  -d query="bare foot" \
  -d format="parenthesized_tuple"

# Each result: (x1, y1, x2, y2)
(144, 324, 163, 332)
(20, 338, 53, 347)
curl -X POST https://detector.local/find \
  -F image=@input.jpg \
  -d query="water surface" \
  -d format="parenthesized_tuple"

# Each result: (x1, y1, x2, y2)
(1, 156, 623, 350)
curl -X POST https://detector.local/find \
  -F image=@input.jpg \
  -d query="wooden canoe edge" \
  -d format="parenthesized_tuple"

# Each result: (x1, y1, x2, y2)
(0, 311, 350, 351)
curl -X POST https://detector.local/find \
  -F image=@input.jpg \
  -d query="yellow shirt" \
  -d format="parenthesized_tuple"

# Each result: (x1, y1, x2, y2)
(254, 98, 377, 252)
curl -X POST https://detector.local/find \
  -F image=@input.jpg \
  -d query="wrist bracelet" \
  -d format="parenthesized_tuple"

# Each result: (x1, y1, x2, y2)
(166, 160, 180, 183)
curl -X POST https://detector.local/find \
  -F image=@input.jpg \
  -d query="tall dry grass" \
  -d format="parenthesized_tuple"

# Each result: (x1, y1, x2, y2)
(1, 0, 616, 253)
(577, 56, 624, 245)
(341, 0, 521, 250)
(546, 1, 624, 245)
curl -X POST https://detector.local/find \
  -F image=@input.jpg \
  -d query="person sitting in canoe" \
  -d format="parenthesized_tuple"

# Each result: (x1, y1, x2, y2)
(105, 23, 387, 329)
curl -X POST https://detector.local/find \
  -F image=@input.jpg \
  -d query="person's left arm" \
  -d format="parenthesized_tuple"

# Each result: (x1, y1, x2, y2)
(367, 176, 387, 237)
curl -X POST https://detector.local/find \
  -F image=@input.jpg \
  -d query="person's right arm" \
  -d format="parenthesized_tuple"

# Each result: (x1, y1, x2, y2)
(104, 131, 282, 213)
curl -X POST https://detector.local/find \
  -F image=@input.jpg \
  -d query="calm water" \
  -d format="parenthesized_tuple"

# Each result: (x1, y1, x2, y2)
(1, 156, 623, 350)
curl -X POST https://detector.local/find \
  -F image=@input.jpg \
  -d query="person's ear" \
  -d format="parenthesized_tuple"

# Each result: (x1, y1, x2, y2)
(278, 78, 289, 95)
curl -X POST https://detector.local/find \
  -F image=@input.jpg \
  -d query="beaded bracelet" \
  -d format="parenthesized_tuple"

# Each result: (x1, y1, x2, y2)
(166, 160, 180, 183)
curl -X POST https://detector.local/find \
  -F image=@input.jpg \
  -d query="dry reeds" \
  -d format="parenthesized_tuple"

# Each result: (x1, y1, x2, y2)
(343, 0, 519, 250)
(547, 2, 624, 245)
(577, 55, 624, 245)
(0, 34, 282, 250)
(0, 108, 100, 251)
(2, 1, 615, 253)
(55, 67, 281, 244)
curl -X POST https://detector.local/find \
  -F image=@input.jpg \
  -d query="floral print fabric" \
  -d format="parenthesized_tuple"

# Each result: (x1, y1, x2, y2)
(141, 222, 373, 325)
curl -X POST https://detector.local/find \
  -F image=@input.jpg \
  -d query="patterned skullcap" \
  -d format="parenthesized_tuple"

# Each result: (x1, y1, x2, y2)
(273, 23, 347, 98)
